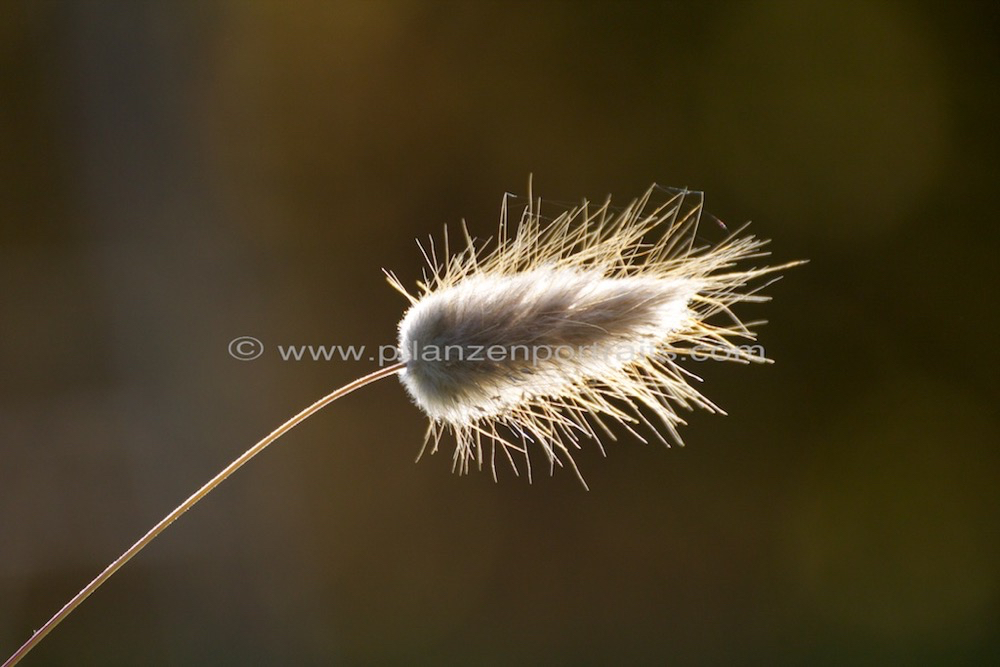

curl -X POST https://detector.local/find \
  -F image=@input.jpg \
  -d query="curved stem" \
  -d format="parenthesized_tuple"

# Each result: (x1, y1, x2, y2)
(3, 362, 406, 667)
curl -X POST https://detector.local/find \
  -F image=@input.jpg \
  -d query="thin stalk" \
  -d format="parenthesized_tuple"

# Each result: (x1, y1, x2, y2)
(3, 361, 406, 667)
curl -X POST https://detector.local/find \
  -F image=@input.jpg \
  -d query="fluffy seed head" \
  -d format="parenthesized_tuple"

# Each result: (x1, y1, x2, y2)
(388, 183, 799, 486)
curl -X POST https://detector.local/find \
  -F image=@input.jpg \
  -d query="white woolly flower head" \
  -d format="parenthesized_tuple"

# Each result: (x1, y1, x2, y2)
(387, 183, 799, 487)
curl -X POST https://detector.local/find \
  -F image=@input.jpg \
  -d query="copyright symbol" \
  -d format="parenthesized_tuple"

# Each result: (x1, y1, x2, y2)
(229, 336, 263, 361)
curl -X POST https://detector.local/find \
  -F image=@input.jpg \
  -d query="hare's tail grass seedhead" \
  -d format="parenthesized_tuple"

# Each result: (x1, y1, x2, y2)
(392, 184, 801, 487)
(3, 181, 801, 667)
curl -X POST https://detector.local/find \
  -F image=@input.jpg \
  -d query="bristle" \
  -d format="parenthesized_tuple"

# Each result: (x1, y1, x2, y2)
(393, 184, 800, 482)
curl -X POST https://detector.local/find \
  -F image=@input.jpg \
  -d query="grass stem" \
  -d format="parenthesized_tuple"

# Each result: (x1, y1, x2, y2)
(2, 361, 406, 667)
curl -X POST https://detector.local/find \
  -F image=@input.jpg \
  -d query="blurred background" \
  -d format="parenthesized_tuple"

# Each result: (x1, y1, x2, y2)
(1, 1, 997, 665)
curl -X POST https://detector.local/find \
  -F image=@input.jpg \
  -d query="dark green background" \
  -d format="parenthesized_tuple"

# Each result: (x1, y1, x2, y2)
(2, 2, 997, 665)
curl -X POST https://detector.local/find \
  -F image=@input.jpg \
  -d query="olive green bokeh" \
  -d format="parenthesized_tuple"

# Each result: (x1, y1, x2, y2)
(1, 2, 997, 665)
